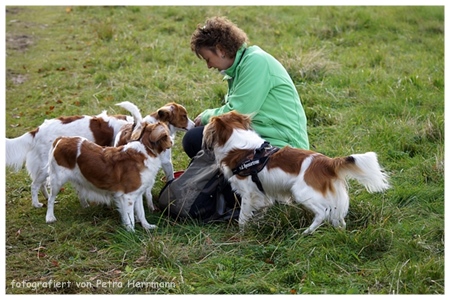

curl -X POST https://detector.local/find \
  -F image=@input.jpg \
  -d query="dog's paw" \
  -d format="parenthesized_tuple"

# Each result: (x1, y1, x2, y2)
(302, 228, 315, 235)
(124, 225, 136, 232)
(142, 223, 157, 231)
(33, 202, 44, 208)
(46, 215, 57, 223)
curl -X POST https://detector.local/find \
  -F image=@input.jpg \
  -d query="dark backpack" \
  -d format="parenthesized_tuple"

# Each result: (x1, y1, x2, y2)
(157, 149, 241, 223)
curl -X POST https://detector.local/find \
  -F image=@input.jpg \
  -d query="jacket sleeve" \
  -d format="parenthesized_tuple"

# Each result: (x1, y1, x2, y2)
(200, 54, 272, 124)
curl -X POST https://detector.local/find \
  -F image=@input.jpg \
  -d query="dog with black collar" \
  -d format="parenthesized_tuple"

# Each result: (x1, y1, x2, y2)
(203, 111, 390, 234)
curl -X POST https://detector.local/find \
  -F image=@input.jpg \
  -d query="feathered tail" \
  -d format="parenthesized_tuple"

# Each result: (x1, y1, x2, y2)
(6, 132, 34, 171)
(116, 101, 144, 140)
(339, 151, 390, 193)
(116, 101, 143, 124)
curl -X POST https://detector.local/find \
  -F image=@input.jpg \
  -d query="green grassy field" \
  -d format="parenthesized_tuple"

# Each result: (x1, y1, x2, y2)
(4, 6, 444, 294)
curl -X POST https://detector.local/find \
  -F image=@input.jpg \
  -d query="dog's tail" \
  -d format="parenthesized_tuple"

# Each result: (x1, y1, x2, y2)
(337, 152, 390, 193)
(116, 101, 143, 124)
(116, 101, 144, 140)
(6, 132, 34, 171)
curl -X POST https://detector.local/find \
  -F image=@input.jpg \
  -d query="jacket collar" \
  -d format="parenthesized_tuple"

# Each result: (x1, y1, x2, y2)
(223, 44, 248, 79)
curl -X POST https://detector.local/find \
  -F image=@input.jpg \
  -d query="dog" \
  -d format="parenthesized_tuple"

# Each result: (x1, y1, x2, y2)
(6, 101, 194, 209)
(114, 101, 195, 181)
(202, 111, 390, 234)
(45, 121, 172, 231)
(6, 111, 132, 208)
(114, 101, 195, 211)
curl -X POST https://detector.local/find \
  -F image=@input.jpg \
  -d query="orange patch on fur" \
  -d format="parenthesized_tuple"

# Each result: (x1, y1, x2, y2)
(29, 127, 39, 138)
(76, 141, 145, 193)
(265, 147, 357, 197)
(57, 115, 84, 124)
(266, 147, 315, 175)
(52, 137, 79, 169)
(303, 155, 356, 196)
(89, 117, 115, 146)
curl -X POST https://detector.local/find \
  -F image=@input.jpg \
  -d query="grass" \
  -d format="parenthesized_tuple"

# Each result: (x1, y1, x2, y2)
(4, 6, 444, 294)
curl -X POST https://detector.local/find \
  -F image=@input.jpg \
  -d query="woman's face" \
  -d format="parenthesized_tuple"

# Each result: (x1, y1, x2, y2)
(198, 47, 234, 72)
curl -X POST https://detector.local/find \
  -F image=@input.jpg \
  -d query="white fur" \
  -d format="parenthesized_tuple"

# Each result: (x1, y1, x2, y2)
(46, 137, 164, 231)
(6, 111, 131, 208)
(212, 126, 390, 234)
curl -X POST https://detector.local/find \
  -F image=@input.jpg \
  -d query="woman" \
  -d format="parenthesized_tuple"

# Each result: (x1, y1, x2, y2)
(183, 16, 309, 158)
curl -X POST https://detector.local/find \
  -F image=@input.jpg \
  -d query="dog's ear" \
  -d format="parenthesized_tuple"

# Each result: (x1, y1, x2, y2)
(144, 122, 172, 153)
(148, 122, 169, 143)
(203, 115, 232, 149)
(229, 111, 252, 129)
(115, 124, 133, 146)
(157, 105, 173, 122)
(202, 122, 216, 150)
(241, 113, 253, 129)
(130, 122, 145, 140)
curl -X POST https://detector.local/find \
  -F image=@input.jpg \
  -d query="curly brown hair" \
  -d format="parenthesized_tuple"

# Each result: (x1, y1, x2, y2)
(190, 16, 249, 59)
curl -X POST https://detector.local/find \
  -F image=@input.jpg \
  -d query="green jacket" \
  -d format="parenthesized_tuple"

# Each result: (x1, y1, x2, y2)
(200, 45, 309, 149)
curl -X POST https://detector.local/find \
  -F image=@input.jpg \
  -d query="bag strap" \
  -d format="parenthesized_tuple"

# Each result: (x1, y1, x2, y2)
(202, 172, 241, 223)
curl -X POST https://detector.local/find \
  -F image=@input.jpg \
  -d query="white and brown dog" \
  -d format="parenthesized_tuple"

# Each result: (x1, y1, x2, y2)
(45, 121, 172, 231)
(114, 101, 195, 182)
(6, 101, 194, 209)
(203, 111, 390, 234)
(6, 111, 131, 208)
(113, 101, 195, 211)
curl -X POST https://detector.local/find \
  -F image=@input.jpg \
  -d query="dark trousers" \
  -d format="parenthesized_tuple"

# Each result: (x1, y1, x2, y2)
(182, 126, 205, 158)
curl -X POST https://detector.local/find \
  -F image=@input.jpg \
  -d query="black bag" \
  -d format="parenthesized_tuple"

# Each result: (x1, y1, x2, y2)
(158, 149, 241, 223)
